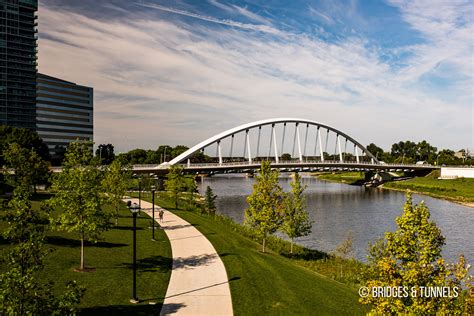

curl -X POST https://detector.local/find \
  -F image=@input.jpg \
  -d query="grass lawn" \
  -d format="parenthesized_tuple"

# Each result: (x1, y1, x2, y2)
(314, 172, 365, 185)
(135, 192, 369, 315)
(0, 193, 172, 315)
(383, 171, 474, 204)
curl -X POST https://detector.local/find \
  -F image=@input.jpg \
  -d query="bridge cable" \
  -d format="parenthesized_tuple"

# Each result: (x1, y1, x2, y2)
(256, 126, 261, 158)
(324, 129, 329, 156)
(268, 124, 274, 159)
(229, 135, 234, 159)
(243, 130, 247, 160)
(296, 123, 303, 162)
(281, 123, 286, 155)
(344, 138, 348, 162)
(319, 128, 324, 162)
(303, 123, 309, 161)
(292, 123, 297, 157)
(314, 127, 319, 156)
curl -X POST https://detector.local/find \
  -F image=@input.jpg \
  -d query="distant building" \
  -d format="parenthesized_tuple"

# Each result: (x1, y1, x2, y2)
(0, 0, 38, 129)
(36, 73, 93, 157)
(454, 149, 466, 159)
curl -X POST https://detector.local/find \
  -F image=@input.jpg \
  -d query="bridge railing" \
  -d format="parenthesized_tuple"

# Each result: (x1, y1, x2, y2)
(172, 160, 436, 169)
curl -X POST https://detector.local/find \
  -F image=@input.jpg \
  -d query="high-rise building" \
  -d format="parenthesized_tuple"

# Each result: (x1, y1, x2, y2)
(36, 73, 93, 158)
(0, 0, 38, 129)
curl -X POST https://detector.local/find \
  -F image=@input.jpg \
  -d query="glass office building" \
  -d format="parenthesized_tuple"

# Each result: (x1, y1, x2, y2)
(0, 0, 38, 129)
(36, 73, 93, 157)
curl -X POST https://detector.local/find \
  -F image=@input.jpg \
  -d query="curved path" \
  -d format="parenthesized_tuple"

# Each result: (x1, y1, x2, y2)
(124, 198, 233, 316)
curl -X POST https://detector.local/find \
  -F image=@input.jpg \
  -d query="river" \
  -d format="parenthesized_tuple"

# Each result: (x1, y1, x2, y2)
(198, 174, 474, 263)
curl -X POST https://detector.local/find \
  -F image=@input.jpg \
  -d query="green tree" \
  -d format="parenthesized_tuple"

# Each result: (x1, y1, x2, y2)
(3, 143, 50, 194)
(281, 172, 312, 254)
(0, 188, 84, 314)
(391, 140, 418, 161)
(0, 125, 50, 166)
(245, 161, 285, 253)
(96, 143, 115, 164)
(360, 194, 471, 314)
(170, 145, 189, 159)
(49, 141, 111, 271)
(165, 165, 185, 209)
(416, 140, 437, 162)
(366, 143, 384, 160)
(204, 186, 217, 215)
(281, 153, 292, 161)
(184, 176, 197, 210)
(102, 158, 133, 225)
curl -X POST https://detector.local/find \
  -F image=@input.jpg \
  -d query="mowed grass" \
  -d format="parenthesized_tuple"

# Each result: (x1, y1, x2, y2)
(383, 172, 474, 203)
(0, 194, 172, 315)
(137, 192, 369, 315)
(314, 172, 365, 185)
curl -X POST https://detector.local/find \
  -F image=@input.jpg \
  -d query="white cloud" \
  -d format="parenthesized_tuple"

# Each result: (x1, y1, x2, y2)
(137, 2, 281, 35)
(208, 0, 271, 25)
(37, 5, 473, 152)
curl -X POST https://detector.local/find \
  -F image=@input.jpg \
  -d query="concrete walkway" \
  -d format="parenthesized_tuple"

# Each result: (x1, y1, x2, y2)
(123, 198, 233, 316)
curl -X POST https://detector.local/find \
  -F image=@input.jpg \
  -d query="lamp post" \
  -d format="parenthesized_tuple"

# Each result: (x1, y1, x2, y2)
(128, 202, 140, 304)
(151, 185, 156, 241)
(133, 173, 142, 210)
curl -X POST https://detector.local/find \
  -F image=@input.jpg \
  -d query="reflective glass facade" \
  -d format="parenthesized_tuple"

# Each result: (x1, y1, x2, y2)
(0, 0, 37, 129)
(36, 73, 93, 156)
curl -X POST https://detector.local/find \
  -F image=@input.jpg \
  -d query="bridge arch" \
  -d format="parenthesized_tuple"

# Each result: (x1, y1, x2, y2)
(162, 118, 378, 167)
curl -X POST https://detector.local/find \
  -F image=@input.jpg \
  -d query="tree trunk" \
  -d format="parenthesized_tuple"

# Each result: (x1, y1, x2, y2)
(80, 235, 85, 270)
(262, 238, 266, 253)
(290, 239, 294, 254)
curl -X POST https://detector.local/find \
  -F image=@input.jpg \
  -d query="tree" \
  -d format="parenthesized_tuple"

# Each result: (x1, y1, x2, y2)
(49, 141, 111, 271)
(281, 153, 292, 161)
(170, 145, 189, 159)
(157, 145, 173, 163)
(333, 231, 354, 259)
(204, 186, 217, 215)
(3, 143, 50, 194)
(333, 231, 355, 278)
(125, 149, 148, 164)
(245, 161, 285, 253)
(360, 194, 472, 314)
(0, 125, 50, 166)
(281, 172, 312, 254)
(165, 165, 185, 209)
(96, 144, 115, 164)
(0, 188, 84, 314)
(102, 158, 133, 225)
(366, 143, 384, 160)
(51, 145, 67, 166)
(391, 141, 417, 160)
(416, 140, 437, 162)
(184, 176, 197, 210)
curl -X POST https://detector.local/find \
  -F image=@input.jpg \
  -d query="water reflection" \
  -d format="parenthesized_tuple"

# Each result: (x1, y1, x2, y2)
(198, 174, 474, 263)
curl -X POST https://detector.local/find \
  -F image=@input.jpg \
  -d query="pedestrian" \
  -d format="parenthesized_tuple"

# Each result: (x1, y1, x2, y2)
(159, 210, 164, 223)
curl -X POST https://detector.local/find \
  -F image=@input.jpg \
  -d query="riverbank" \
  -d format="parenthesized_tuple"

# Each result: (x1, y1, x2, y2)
(314, 171, 474, 207)
(134, 192, 368, 315)
(381, 179, 474, 208)
(312, 171, 365, 185)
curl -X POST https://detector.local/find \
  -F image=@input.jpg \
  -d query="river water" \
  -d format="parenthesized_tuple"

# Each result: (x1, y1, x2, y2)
(198, 174, 474, 263)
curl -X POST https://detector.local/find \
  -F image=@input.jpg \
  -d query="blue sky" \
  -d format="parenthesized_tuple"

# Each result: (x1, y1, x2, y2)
(38, 0, 473, 152)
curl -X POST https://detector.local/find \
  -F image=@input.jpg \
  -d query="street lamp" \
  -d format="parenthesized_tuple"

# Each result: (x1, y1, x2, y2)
(133, 173, 142, 210)
(128, 202, 140, 304)
(150, 185, 156, 241)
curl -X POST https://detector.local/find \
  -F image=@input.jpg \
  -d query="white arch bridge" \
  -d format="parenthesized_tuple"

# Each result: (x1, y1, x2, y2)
(134, 118, 438, 175)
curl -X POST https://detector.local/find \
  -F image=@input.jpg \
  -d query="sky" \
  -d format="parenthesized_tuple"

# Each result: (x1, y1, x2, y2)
(37, 0, 473, 153)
